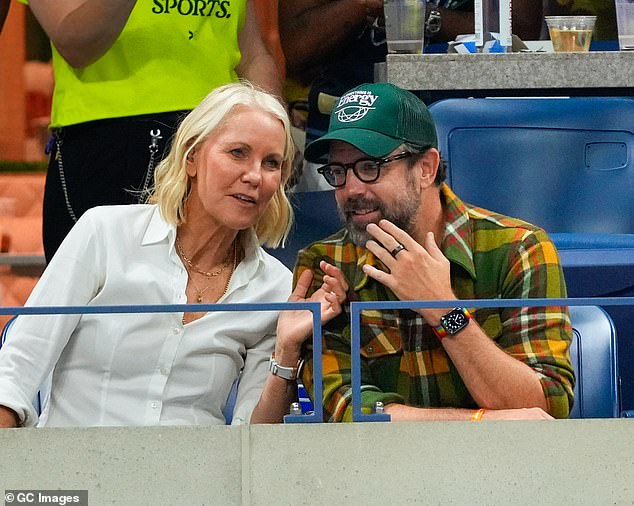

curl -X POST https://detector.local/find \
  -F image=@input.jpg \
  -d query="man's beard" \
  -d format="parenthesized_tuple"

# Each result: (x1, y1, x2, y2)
(338, 190, 421, 247)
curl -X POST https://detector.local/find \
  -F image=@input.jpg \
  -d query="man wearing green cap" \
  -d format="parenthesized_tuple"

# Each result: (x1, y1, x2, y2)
(295, 82, 574, 422)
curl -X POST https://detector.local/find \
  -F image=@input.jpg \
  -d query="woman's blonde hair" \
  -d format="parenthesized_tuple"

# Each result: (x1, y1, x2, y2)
(148, 81, 294, 248)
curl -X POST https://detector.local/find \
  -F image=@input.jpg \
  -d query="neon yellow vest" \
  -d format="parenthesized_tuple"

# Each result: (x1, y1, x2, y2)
(46, 0, 246, 127)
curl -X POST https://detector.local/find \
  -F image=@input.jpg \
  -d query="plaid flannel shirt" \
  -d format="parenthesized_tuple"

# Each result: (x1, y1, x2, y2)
(294, 184, 575, 421)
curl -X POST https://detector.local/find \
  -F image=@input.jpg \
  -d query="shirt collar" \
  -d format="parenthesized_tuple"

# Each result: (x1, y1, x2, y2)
(353, 240, 380, 292)
(141, 205, 174, 246)
(353, 183, 476, 291)
(140, 206, 265, 290)
(440, 183, 476, 280)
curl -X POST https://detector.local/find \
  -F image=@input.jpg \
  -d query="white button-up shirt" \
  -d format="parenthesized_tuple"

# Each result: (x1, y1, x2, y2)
(0, 205, 292, 427)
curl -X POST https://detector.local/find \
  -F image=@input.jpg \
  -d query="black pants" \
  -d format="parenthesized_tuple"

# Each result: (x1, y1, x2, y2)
(43, 112, 186, 262)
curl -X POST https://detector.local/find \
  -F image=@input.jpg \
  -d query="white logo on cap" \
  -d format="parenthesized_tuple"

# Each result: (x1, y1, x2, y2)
(335, 91, 378, 123)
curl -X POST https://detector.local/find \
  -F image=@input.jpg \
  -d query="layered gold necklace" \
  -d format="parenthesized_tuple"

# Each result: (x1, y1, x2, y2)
(176, 238, 238, 303)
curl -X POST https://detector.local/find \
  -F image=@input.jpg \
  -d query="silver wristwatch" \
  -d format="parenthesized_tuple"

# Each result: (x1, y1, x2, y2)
(268, 353, 304, 381)
(425, 6, 442, 37)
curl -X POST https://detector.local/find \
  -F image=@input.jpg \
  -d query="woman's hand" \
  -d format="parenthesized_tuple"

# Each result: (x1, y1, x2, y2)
(276, 261, 348, 353)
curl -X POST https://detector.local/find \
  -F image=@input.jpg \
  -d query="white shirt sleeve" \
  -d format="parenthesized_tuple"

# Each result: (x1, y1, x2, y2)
(230, 332, 276, 425)
(0, 210, 102, 426)
(229, 252, 293, 425)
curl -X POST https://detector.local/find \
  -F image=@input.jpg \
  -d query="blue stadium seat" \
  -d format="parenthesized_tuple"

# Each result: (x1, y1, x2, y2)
(266, 190, 341, 270)
(222, 377, 239, 424)
(551, 233, 634, 299)
(568, 306, 619, 418)
(429, 97, 634, 234)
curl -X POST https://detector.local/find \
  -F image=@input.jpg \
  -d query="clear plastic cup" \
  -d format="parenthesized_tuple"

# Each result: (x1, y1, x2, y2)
(615, 0, 634, 51)
(384, 0, 426, 54)
(545, 16, 597, 53)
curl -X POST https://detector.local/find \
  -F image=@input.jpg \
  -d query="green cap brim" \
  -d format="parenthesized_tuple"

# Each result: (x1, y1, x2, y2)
(304, 128, 404, 163)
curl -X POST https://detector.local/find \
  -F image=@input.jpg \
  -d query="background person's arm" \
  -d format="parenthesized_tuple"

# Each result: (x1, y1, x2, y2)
(279, 0, 383, 78)
(510, 0, 544, 40)
(236, 0, 284, 98)
(28, 0, 137, 68)
(429, 0, 543, 42)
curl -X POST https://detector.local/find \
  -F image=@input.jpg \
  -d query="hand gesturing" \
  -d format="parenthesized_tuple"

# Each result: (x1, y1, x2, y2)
(276, 261, 348, 351)
(362, 220, 457, 320)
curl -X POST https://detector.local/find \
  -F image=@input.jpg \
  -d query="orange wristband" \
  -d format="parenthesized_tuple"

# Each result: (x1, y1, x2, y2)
(471, 408, 485, 421)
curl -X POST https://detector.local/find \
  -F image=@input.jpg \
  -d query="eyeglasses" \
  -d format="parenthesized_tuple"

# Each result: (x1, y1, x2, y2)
(317, 151, 412, 188)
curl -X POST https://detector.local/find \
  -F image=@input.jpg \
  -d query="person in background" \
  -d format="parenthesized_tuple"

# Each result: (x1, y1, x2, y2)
(278, 0, 544, 189)
(296, 82, 574, 422)
(0, 82, 347, 429)
(22, 0, 283, 262)
(547, 0, 617, 40)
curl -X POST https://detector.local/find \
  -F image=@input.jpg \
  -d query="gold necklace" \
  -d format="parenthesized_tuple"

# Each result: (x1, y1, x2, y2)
(221, 240, 238, 298)
(181, 240, 238, 305)
(184, 270, 212, 304)
(176, 238, 232, 278)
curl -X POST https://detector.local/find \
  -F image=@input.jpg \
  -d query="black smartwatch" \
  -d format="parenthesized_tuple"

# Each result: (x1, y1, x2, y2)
(432, 308, 472, 340)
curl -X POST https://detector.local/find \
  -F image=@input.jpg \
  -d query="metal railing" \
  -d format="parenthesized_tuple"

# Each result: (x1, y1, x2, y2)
(0, 301, 324, 424)
(351, 296, 634, 422)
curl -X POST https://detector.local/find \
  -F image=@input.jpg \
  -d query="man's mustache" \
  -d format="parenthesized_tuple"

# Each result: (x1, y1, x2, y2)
(341, 197, 384, 217)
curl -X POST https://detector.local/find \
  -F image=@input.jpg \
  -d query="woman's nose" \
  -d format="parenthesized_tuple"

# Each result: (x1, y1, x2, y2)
(241, 162, 263, 185)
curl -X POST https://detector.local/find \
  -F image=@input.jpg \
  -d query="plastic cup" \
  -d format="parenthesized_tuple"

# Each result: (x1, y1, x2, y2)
(545, 16, 596, 52)
(615, 0, 634, 51)
(384, 0, 426, 54)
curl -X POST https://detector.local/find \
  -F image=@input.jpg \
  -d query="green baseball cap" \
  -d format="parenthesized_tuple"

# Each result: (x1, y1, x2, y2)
(304, 82, 438, 163)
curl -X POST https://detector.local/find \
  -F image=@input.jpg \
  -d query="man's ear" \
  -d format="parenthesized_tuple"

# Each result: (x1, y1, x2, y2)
(416, 148, 440, 189)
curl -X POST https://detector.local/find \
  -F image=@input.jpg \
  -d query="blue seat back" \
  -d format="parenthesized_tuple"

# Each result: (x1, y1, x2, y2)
(429, 97, 634, 234)
(568, 306, 619, 418)
(222, 376, 239, 424)
(266, 190, 341, 269)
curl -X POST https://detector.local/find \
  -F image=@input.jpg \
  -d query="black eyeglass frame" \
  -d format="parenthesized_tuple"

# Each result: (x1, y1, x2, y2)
(316, 151, 412, 188)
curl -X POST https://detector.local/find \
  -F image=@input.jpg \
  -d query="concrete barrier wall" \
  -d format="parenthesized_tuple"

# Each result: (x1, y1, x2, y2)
(1, 420, 633, 505)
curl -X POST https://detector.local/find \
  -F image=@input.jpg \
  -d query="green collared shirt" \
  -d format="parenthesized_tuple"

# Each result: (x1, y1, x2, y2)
(294, 184, 574, 421)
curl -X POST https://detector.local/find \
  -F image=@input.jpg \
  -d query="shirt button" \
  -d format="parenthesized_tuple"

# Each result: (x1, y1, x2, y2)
(367, 346, 374, 354)
(160, 367, 169, 376)
(150, 401, 159, 409)
(172, 327, 180, 335)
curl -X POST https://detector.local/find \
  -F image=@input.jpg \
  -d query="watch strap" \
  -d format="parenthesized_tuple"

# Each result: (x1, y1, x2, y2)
(269, 353, 304, 381)
(432, 321, 449, 340)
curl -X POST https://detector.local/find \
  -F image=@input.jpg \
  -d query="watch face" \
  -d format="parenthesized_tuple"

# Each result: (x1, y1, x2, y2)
(441, 309, 469, 335)
(426, 10, 442, 36)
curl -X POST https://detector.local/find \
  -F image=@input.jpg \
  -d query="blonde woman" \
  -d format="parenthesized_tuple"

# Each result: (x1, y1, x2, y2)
(0, 82, 347, 428)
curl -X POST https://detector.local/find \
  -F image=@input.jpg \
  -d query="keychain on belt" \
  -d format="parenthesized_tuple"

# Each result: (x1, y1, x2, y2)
(138, 129, 162, 203)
